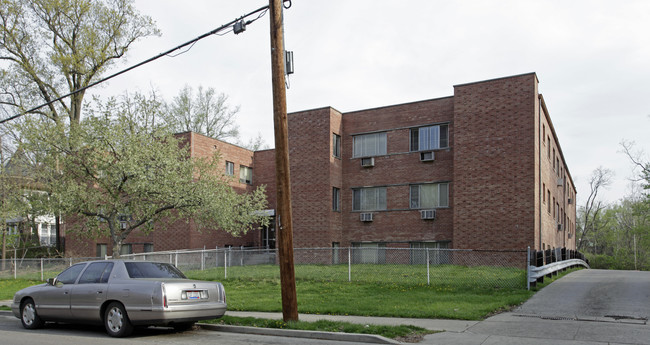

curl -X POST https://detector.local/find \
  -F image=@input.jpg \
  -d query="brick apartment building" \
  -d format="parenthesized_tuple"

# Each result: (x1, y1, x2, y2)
(66, 72, 577, 257)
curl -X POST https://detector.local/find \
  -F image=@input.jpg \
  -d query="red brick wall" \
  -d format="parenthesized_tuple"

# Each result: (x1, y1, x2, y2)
(452, 73, 538, 250)
(286, 107, 344, 248)
(341, 98, 455, 246)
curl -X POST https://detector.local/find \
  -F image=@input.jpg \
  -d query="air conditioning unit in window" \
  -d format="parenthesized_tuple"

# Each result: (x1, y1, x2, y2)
(360, 213, 373, 222)
(557, 223, 563, 231)
(568, 232, 573, 239)
(420, 151, 435, 162)
(361, 157, 375, 167)
(420, 209, 436, 220)
(557, 178, 564, 187)
(567, 198, 573, 204)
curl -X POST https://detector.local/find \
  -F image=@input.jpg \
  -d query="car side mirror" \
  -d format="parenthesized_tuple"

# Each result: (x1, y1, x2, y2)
(47, 277, 59, 286)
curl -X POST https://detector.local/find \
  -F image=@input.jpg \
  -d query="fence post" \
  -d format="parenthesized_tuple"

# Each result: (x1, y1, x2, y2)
(348, 247, 351, 282)
(174, 251, 178, 267)
(13, 250, 17, 279)
(201, 249, 205, 271)
(240, 246, 244, 266)
(224, 250, 228, 279)
(526, 246, 530, 290)
(426, 249, 430, 286)
(41, 258, 44, 281)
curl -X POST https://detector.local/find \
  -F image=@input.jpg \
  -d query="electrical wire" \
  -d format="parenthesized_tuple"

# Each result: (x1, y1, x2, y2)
(0, 3, 280, 125)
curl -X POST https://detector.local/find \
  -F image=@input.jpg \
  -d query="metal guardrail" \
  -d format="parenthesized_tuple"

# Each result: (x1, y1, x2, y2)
(526, 247, 589, 290)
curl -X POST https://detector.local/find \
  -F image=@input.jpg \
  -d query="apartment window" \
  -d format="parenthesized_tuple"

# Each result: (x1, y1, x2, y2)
(410, 183, 449, 209)
(97, 244, 108, 258)
(332, 242, 340, 264)
(547, 137, 550, 159)
(333, 133, 341, 158)
(332, 187, 341, 212)
(553, 149, 556, 171)
(144, 243, 154, 253)
(352, 132, 387, 157)
(352, 242, 386, 264)
(542, 183, 546, 203)
(542, 125, 546, 143)
(239, 165, 252, 184)
(120, 244, 133, 256)
(410, 242, 450, 264)
(225, 161, 234, 176)
(352, 187, 387, 211)
(553, 197, 556, 218)
(547, 190, 551, 213)
(410, 124, 449, 151)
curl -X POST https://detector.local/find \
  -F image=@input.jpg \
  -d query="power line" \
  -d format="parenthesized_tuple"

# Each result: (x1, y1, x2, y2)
(0, 3, 273, 125)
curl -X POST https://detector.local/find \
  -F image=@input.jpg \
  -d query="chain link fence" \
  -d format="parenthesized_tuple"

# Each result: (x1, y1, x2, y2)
(1, 247, 528, 289)
(120, 247, 527, 289)
(0, 257, 100, 281)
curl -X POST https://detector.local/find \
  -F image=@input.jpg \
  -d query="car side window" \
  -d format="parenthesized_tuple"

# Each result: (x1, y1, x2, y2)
(78, 262, 114, 284)
(57, 264, 86, 285)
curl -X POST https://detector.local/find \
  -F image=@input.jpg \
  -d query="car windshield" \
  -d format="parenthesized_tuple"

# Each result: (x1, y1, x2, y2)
(124, 262, 187, 279)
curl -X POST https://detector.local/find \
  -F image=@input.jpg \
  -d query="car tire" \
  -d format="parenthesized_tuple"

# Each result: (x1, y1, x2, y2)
(20, 298, 44, 329)
(172, 322, 195, 332)
(104, 302, 133, 337)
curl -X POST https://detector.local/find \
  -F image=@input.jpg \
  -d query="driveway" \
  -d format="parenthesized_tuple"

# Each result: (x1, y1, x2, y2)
(424, 269, 650, 344)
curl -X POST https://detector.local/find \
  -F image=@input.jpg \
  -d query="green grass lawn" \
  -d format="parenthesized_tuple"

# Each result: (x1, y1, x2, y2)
(184, 264, 568, 320)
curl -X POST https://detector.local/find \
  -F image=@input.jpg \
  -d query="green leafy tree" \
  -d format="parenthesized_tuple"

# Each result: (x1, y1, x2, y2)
(0, 0, 159, 125)
(20, 95, 268, 258)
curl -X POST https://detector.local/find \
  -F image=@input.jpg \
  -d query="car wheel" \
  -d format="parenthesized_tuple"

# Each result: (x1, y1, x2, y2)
(20, 298, 44, 329)
(104, 302, 133, 337)
(172, 322, 195, 332)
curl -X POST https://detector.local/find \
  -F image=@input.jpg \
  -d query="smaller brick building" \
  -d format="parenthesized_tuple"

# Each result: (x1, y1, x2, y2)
(66, 73, 577, 258)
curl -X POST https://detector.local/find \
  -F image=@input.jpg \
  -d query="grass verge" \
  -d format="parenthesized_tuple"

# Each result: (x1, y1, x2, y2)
(203, 315, 436, 342)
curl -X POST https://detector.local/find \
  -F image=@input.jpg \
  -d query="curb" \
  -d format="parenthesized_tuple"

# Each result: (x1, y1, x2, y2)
(198, 323, 400, 344)
(0, 310, 398, 344)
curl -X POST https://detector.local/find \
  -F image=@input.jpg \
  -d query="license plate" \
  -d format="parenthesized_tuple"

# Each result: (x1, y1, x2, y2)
(187, 291, 200, 299)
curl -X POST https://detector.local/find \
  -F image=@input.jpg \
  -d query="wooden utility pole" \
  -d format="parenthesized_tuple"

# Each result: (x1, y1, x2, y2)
(269, 0, 298, 321)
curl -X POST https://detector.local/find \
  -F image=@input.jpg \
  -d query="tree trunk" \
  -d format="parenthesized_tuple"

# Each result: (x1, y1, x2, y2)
(108, 221, 121, 259)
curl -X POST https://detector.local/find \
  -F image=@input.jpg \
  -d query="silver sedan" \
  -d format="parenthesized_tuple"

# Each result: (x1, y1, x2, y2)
(11, 260, 227, 337)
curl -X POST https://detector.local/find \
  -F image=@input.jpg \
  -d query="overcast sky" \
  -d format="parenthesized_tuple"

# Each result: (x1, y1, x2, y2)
(91, 0, 650, 205)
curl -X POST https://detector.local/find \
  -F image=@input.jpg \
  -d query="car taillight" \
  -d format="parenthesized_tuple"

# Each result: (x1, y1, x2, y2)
(162, 283, 168, 308)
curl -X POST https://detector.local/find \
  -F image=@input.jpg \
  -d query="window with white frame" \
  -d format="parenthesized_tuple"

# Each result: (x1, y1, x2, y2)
(410, 124, 448, 151)
(225, 161, 234, 176)
(352, 187, 387, 211)
(410, 183, 449, 209)
(239, 165, 252, 184)
(352, 132, 387, 158)
(39, 223, 56, 247)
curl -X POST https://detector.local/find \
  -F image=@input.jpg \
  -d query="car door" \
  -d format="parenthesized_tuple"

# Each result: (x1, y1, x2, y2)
(36, 263, 86, 320)
(70, 262, 114, 321)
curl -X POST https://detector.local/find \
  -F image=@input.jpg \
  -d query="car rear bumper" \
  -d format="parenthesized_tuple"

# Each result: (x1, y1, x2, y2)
(127, 302, 227, 326)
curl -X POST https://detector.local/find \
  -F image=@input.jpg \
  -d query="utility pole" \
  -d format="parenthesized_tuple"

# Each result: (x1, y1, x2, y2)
(269, 0, 298, 321)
